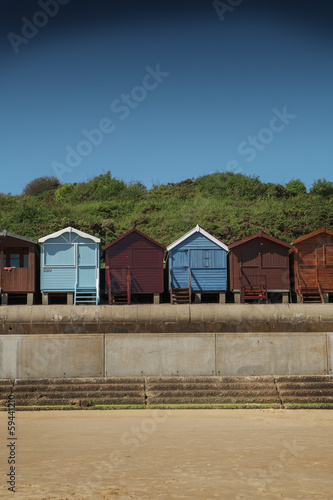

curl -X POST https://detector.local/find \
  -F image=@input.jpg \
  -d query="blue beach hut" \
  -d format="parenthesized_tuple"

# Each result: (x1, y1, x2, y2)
(167, 225, 228, 304)
(39, 227, 100, 305)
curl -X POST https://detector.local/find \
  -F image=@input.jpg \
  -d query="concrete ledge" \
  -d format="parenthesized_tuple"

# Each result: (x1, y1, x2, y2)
(0, 304, 333, 334)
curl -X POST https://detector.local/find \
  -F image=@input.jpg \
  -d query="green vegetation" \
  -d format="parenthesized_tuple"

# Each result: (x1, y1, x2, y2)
(1, 170, 333, 250)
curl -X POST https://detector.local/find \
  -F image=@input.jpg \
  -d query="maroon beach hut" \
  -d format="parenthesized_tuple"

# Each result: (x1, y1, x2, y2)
(229, 231, 291, 303)
(103, 228, 165, 304)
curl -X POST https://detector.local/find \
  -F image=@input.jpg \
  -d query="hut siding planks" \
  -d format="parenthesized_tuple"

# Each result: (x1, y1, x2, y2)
(295, 234, 333, 291)
(0, 236, 37, 293)
(230, 239, 290, 291)
(40, 232, 99, 293)
(169, 233, 228, 291)
(105, 232, 164, 294)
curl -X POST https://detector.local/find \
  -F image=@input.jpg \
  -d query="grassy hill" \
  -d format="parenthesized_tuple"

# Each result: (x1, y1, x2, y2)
(1, 171, 333, 250)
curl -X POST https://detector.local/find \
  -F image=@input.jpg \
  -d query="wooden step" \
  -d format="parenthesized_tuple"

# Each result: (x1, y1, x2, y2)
(111, 292, 128, 305)
(300, 289, 323, 303)
(171, 287, 191, 304)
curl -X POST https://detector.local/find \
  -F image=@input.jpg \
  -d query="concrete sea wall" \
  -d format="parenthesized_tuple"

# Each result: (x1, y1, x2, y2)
(0, 304, 332, 379)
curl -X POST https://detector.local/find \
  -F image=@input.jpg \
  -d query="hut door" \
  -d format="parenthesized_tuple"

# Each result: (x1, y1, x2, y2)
(171, 249, 190, 288)
(77, 244, 97, 289)
(240, 246, 259, 287)
(298, 248, 318, 289)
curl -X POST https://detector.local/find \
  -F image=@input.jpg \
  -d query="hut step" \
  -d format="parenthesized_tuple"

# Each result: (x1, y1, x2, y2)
(171, 287, 191, 304)
(75, 290, 98, 305)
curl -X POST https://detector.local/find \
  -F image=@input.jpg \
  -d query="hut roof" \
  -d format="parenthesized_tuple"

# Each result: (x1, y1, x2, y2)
(229, 231, 291, 250)
(0, 230, 37, 244)
(167, 225, 228, 252)
(291, 228, 333, 245)
(39, 226, 100, 243)
(103, 227, 165, 251)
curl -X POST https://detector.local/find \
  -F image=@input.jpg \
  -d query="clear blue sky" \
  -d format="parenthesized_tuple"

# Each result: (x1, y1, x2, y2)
(1, 0, 333, 195)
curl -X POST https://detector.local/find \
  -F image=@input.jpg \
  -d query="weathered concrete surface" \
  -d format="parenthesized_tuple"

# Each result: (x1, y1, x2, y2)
(216, 333, 328, 376)
(13, 377, 145, 406)
(1, 332, 332, 379)
(1, 304, 333, 334)
(105, 333, 216, 376)
(276, 375, 333, 403)
(0, 335, 103, 379)
(145, 376, 279, 404)
(1, 376, 333, 407)
(327, 332, 333, 375)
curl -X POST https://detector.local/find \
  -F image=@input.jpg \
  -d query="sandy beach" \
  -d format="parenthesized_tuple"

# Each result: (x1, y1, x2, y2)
(1, 409, 332, 499)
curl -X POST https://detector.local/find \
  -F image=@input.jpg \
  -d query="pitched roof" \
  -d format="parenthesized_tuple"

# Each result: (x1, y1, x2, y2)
(292, 228, 333, 245)
(103, 227, 165, 251)
(166, 225, 228, 252)
(229, 231, 292, 250)
(39, 226, 100, 243)
(0, 230, 37, 244)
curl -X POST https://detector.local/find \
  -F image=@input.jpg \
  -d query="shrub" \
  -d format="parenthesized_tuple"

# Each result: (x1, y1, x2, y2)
(22, 176, 61, 196)
(309, 179, 333, 198)
(285, 179, 307, 196)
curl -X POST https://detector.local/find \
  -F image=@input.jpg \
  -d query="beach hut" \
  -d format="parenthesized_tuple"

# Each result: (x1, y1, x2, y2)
(39, 227, 100, 305)
(291, 228, 333, 303)
(229, 231, 291, 303)
(103, 228, 165, 304)
(167, 225, 228, 304)
(0, 230, 38, 305)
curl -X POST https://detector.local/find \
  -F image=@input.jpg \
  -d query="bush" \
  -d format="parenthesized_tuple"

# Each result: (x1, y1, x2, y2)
(285, 179, 307, 196)
(309, 179, 333, 198)
(22, 176, 61, 196)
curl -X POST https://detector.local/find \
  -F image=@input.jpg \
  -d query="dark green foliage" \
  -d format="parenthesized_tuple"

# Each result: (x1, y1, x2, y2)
(22, 176, 61, 196)
(285, 179, 307, 196)
(2, 171, 333, 252)
(309, 179, 333, 198)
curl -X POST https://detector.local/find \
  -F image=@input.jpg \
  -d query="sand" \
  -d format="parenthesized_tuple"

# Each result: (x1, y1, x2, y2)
(1, 409, 332, 499)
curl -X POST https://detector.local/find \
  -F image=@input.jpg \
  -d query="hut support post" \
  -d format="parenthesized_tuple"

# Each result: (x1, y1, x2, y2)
(282, 292, 289, 304)
(1, 293, 8, 305)
(234, 292, 241, 304)
(194, 293, 201, 304)
(323, 293, 329, 304)
(27, 293, 34, 306)
(42, 292, 48, 305)
(219, 292, 226, 304)
(153, 293, 160, 304)
(67, 292, 74, 305)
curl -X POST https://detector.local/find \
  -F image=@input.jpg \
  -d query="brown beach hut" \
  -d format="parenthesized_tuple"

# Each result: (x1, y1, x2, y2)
(291, 228, 333, 303)
(0, 230, 38, 305)
(103, 228, 165, 304)
(229, 231, 291, 303)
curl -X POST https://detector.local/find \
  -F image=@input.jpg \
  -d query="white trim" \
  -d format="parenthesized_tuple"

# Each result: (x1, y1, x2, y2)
(39, 226, 100, 243)
(166, 225, 228, 252)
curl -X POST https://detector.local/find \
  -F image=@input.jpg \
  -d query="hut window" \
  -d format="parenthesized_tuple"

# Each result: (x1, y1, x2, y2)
(10, 252, 20, 268)
(2, 248, 29, 268)
(44, 243, 75, 266)
(23, 250, 29, 267)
